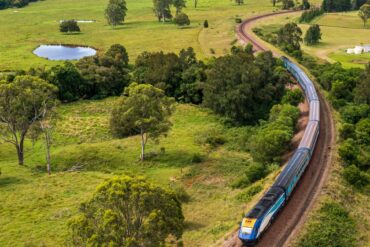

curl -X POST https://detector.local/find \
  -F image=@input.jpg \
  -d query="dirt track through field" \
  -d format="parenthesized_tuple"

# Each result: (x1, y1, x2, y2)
(221, 11, 335, 247)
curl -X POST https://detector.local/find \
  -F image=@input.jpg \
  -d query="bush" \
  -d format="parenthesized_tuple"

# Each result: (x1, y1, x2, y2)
(340, 104, 369, 124)
(297, 202, 357, 247)
(235, 17, 242, 23)
(281, 88, 304, 106)
(343, 165, 370, 188)
(195, 127, 226, 147)
(59, 20, 80, 33)
(203, 20, 209, 28)
(191, 153, 203, 163)
(338, 139, 359, 165)
(339, 123, 355, 140)
(231, 163, 267, 188)
(355, 118, 370, 145)
(173, 186, 191, 203)
(236, 183, 263, 202)
(174, 13, 190, 26)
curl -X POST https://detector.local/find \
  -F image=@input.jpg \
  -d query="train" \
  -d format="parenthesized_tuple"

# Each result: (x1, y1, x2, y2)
(238, 56, 320, 246)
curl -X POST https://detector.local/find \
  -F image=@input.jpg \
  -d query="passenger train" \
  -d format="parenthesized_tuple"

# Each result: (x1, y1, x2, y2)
(238, 56, 320, 245)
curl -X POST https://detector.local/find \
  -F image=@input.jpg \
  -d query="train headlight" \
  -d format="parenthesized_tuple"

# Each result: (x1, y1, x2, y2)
(241, 227, 252, 234)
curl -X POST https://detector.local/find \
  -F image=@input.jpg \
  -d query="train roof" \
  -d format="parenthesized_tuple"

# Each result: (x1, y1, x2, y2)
(246, 186, 285, 219)
(273, 149, 310, 189)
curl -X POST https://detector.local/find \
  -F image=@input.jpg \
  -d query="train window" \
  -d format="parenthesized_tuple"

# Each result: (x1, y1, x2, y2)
(247, 207, 262, 218)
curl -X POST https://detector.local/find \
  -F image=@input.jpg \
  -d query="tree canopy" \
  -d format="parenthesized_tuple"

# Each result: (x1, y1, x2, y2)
(105, 0, 128, 27)
(110, 83, 175, 160)
(69, 176, 184, 246)
(304, 24, 322, 45)
(59, 20, 80, 33)
(277, 23, 303, 57)
(174, 12, 190, 26)
(203, 49, 287, 124)
(358, 4, 370, 27)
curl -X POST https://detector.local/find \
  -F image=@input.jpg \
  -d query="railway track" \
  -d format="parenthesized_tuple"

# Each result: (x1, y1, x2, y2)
(222, 11, 335, 247)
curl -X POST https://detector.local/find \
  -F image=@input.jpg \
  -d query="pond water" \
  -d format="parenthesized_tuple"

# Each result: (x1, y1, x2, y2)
(33, 45, 97, 61)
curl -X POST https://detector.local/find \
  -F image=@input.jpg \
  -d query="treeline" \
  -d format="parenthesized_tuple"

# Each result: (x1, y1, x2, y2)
(0, 0, 38, 9)
(322, 0, 369, 12)
(299, 7, 324, 23)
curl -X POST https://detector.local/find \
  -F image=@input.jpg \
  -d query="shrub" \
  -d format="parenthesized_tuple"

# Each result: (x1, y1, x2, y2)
(236, 183, 263, 202)
(355, 118, 370, 145)
(59, 20, 81, 33)
(339, 123, 355, 140)
(282, 88, 305, 106)
(174, 13, 190, 26)
(343, 165, 370, 188)
(195, 127, 226, 147)
(203, 20, 209, 28)
(340, 104, 369, 124)
(231, 163, 267, 189)
(173, 186, 191, 203)
(235, 17, 242, 23)
(297, 202, 357, 247)
(191, 153, 203, 163)
(338, 139, 359, 165)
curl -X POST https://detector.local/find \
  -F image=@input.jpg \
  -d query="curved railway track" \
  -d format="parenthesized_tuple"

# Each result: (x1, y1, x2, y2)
(222, 11, 335, 247)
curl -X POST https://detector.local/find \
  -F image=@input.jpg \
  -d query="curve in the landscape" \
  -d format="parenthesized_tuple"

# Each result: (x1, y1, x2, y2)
(223, 11, 335, 247)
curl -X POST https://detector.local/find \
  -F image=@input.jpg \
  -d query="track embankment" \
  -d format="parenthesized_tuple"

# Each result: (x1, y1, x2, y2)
(222, 11, 335, 247)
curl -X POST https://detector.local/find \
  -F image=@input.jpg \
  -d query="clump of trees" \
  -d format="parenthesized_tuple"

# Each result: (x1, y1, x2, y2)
(282, 0, 295, 9)
(304, 24, 322, 45)
(69, 176, 184, 246)
(59, 20, 80, 33)
(203, 48, 289, 124)
(299, 7, 324, 23)
(153, 0, 189, 24)
(134, 47, 206, 104)
(105, 0, 128, 27)
(110, 83, 175, 161)
(0, 0, 39, 10)
(282, 88, 304, 106)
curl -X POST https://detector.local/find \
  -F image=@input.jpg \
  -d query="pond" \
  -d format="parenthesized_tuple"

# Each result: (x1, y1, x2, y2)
(33, 45, 97, 61)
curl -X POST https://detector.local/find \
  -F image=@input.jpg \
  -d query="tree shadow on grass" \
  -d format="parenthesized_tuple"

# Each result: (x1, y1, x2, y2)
(0, 176, 24, 187)
(184, 220, 206, 231)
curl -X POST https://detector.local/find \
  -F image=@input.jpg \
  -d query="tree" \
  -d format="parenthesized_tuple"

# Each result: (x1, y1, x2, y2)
(174, 12, 190, 26)
(0, 76, 57, 165)
(235, 0, 244, 5)
(105, 0, 127, 27)
(105, 43, 129, 68)
(355, 118, 370, 145)
(69, 176, 184, 246)
(354, 62, 370, 104)
(359, 4, 370, 26)
(194, 0, 198, 8)
(277, 23, 303, 55)
(110, 83, 175, 161)
(304, 24, 322, 45)
(173, 0, 186, 13)
(59, 20, 80, 33)
(153, 0, 173, 22)
(203, 20, 209, 28)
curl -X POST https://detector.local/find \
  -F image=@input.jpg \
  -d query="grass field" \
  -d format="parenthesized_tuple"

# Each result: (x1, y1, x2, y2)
(0, 100, 269, 246)
(250, 11, 370, 68)
(0, 0, 283, 71)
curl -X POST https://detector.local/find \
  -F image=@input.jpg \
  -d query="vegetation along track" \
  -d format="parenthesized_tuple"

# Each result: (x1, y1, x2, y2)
(223, 11, 335, 247)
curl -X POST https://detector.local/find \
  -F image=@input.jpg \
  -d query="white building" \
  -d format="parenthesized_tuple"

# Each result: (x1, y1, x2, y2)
(347, 45, 370, 54)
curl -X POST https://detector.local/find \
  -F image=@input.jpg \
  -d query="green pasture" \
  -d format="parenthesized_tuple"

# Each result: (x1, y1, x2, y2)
(250, 11, 370, 68)
(0, 101, 264, 246)
(0, 0, 282, 71)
